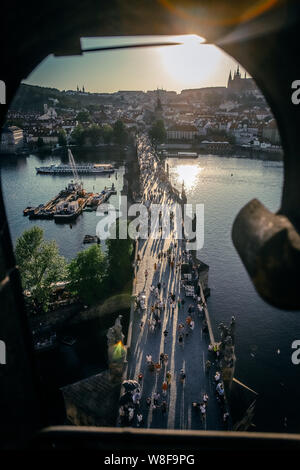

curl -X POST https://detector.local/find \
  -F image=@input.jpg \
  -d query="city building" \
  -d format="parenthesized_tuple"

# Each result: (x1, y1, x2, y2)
(167, 124, 198, 140)
(0, 126, 24, 153)
(227, 66, 256, 94)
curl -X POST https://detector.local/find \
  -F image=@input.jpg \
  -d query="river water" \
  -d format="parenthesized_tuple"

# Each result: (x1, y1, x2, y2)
(1, 150, 299, 433)
(167, 155, 300, 433)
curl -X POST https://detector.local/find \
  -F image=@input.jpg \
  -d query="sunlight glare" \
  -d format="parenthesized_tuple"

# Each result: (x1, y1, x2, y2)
(175, 164, 202, 191)
(159, 35, 223, 89)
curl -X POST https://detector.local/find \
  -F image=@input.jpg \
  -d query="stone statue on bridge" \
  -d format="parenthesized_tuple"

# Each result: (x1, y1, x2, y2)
(107, 315, 126, 383)
(107, 314, 125, 346)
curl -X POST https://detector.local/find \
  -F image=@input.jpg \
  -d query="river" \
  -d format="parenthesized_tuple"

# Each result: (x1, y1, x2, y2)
(167, 155, 300, 433)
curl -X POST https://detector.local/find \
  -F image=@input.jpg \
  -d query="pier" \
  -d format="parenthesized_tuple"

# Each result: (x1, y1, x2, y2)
(118, 136, 230, 430)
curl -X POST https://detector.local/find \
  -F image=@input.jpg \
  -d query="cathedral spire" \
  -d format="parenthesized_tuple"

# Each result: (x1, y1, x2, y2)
(227, 70, 232, 88)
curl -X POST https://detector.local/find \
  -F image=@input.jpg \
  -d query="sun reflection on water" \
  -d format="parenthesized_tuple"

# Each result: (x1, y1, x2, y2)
(174, 164, 202, 191)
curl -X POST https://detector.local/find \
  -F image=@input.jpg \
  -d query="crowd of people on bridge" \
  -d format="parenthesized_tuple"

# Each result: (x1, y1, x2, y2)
(118, 136, 231, 430)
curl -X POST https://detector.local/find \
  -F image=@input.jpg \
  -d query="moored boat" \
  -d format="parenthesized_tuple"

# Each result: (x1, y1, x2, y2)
(36, 163, 114, 175)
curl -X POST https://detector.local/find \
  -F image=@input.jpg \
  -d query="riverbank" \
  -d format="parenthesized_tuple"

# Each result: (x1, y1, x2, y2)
(159, 143, 283, 161)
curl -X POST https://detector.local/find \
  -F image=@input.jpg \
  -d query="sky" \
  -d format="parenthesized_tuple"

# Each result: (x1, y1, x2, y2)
(23, 35, 246, 94)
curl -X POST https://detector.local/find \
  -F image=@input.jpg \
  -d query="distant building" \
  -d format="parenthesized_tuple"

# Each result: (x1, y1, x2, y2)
(0, 126, 24, 153)
(262, 119, 281, 144)
(180, 87, 227, 102)
(227, 66, 256, 94)
(38, 104, 57, 120)
(167, 124, 198, 140)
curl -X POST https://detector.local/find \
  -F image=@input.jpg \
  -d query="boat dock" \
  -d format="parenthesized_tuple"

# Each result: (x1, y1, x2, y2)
(118, 136, 231, 430)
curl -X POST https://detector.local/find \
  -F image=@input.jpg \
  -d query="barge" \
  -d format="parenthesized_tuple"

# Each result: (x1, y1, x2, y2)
(25, 181, 116, 223)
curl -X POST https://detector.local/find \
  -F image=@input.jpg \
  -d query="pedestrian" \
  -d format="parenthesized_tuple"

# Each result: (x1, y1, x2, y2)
(161, 400, 167, 414)
(203, 393, 209, 405)
(128, 407, 135, 422)
(133, 390, 141, 405)
(155, 362, 161, 373)
(163, 353, 168, 366)
(189, 319, 195, 331)
(146, 397, 151, 407)
(199, 403, 206, 422)
(202, 319, 208, 333)
(223, 411, 230, 426)
(153, 392, 160, 406)
(216, 382, 224, 396)
(214, 371, 221, 382)
(138, 372, 143, 383)
(157, 281, 161, 291)
(154, 262, 157, 271)
(205, 360, 211, 373)
(136, 412, 143, 427)
(178, 334, 183, 346)
(145, 269, 148, 280)
(179, 369, 186, 384)
(163, 329, 168, 340)
(166, 370, 171, 385)
(160, 352, 165, 365)
(162, 381, 168, 395)
(146, 354, 152, 365)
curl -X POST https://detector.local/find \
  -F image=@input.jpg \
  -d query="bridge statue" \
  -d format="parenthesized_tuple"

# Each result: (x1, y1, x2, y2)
(107, 314, 125, 346)
(107, 315, 126, 383)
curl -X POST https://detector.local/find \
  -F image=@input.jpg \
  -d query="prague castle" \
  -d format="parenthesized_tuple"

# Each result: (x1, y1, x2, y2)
(227, 66, 256, 94)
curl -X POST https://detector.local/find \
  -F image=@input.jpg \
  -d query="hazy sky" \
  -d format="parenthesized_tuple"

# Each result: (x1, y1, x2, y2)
(23, 35, 246, 93)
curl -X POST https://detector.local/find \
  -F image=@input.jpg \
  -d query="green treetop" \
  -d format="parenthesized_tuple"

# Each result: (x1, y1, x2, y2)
(67, 244, 107, 305)
(15, 226, 67, 313)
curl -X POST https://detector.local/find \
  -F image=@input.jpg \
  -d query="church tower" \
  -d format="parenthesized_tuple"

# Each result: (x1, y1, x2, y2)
(154, 89, 163, 121)
(227, 70, 232, 88)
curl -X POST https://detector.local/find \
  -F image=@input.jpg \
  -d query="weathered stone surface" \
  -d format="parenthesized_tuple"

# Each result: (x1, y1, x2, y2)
(61, 370, 120, 426)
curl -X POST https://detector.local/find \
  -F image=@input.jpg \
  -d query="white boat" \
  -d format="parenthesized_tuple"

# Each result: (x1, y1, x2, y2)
(36, 163, 114, 175)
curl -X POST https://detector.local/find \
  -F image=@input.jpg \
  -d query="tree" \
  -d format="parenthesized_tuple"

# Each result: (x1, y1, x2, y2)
(102, 124, 113, 144)
(67, 245, 107, 305)
(86, 124, 102, 146)
(105, 221, 134, 294)
(149, 120, 166, 146)
(15, 227, 67, 313)
(58, 129, 67, 147)
(113, 120, 128, 145)
(76, 110, 91, 123)
(71, 125, 85, 146)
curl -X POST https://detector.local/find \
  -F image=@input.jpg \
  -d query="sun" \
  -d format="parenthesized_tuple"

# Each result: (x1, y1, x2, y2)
(158, 34, 224, 89)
